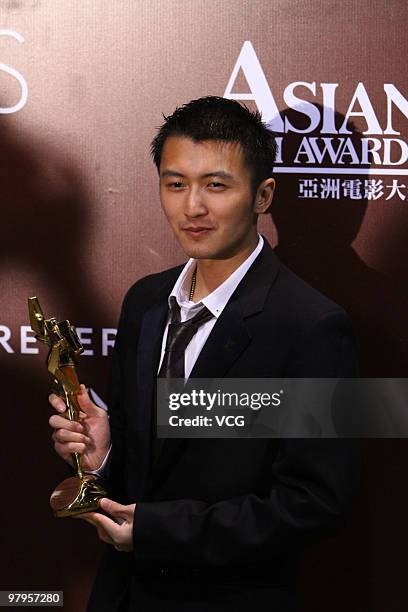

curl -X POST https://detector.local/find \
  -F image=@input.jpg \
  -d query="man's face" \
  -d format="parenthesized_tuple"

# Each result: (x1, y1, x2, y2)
(159, 136, 259, 260)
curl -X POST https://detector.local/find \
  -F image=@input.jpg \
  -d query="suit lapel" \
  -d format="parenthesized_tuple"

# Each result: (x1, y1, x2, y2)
(188, 241, 281, 377)
(188, 300, 251, 378)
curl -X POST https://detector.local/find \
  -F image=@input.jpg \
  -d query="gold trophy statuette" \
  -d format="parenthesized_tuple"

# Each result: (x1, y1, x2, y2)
(28, 297, 107, 518)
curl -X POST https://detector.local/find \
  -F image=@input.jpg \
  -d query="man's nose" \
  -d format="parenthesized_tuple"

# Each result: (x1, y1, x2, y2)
(184, 186, 208, 217)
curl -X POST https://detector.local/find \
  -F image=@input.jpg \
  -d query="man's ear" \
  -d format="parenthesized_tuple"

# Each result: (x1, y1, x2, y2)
(254, 178, 275, 214)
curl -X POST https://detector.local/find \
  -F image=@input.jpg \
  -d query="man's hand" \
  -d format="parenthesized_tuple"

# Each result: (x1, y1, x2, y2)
(49, 384, 111, 471)
(77, 498, 136, 552)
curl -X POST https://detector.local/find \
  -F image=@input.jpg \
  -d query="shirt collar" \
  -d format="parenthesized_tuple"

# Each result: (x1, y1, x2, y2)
(169, 235, 264, 318)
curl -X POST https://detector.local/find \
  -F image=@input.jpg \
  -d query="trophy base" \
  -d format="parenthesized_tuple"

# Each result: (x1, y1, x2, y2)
(50, 474, 107, 518)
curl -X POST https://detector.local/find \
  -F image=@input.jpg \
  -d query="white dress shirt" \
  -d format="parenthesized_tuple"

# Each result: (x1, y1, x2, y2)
(158, 234, 264, 380)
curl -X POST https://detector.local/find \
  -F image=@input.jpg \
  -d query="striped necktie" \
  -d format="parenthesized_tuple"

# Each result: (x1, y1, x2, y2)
(158, 296, 214, 379)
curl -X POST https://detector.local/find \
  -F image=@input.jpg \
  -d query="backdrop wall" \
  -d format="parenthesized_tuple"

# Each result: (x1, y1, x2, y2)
(1, 2, 407, 611)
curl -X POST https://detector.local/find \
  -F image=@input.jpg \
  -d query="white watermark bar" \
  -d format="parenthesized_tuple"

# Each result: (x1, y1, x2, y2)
(156, 378, 408, 438)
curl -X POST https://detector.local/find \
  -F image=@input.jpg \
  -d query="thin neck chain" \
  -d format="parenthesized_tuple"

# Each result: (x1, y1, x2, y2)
(189, 266, 197, 301)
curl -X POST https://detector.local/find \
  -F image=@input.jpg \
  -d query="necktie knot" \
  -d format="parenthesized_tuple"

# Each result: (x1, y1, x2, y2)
(158, 297, 213, 379)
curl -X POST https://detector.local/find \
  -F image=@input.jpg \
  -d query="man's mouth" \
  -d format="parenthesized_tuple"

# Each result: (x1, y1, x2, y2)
(182, 226, 214, 238)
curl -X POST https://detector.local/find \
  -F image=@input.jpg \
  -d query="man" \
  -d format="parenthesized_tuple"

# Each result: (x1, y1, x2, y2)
(49, 96, 358, 611)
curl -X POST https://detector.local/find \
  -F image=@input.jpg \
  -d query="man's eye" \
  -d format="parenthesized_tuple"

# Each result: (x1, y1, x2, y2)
(208, 182, 225, 189)
(168, 182, 184, 189)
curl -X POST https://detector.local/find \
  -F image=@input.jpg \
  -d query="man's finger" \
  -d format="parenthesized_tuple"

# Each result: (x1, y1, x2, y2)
(99, 497, 132, 519)
(49, 414, 84, 432)
(48, 393, 66, 413)
(52, 429, 91, 445)
(74, 513, 115, 545)
(77, 385, 97, 413)
(96, 526, 115, 545)
(52, 442, 74, 465)
(58, 441, 86, 454)
(73, 511, 98, 522)
(81, 510, 122, 539)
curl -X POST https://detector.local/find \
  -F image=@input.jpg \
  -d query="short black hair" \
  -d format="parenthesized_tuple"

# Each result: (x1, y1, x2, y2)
(150, 96, 277, 193)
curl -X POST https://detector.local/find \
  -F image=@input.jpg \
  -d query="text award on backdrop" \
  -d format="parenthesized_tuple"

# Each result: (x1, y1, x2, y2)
(28, 297, 107, 518)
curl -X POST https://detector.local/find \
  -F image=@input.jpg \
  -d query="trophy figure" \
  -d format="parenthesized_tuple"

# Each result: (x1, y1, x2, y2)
(28, 297, 107, 518)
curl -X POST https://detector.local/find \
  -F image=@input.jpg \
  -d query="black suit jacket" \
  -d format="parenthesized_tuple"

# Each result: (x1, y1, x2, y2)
(88, 239, 358, 611)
